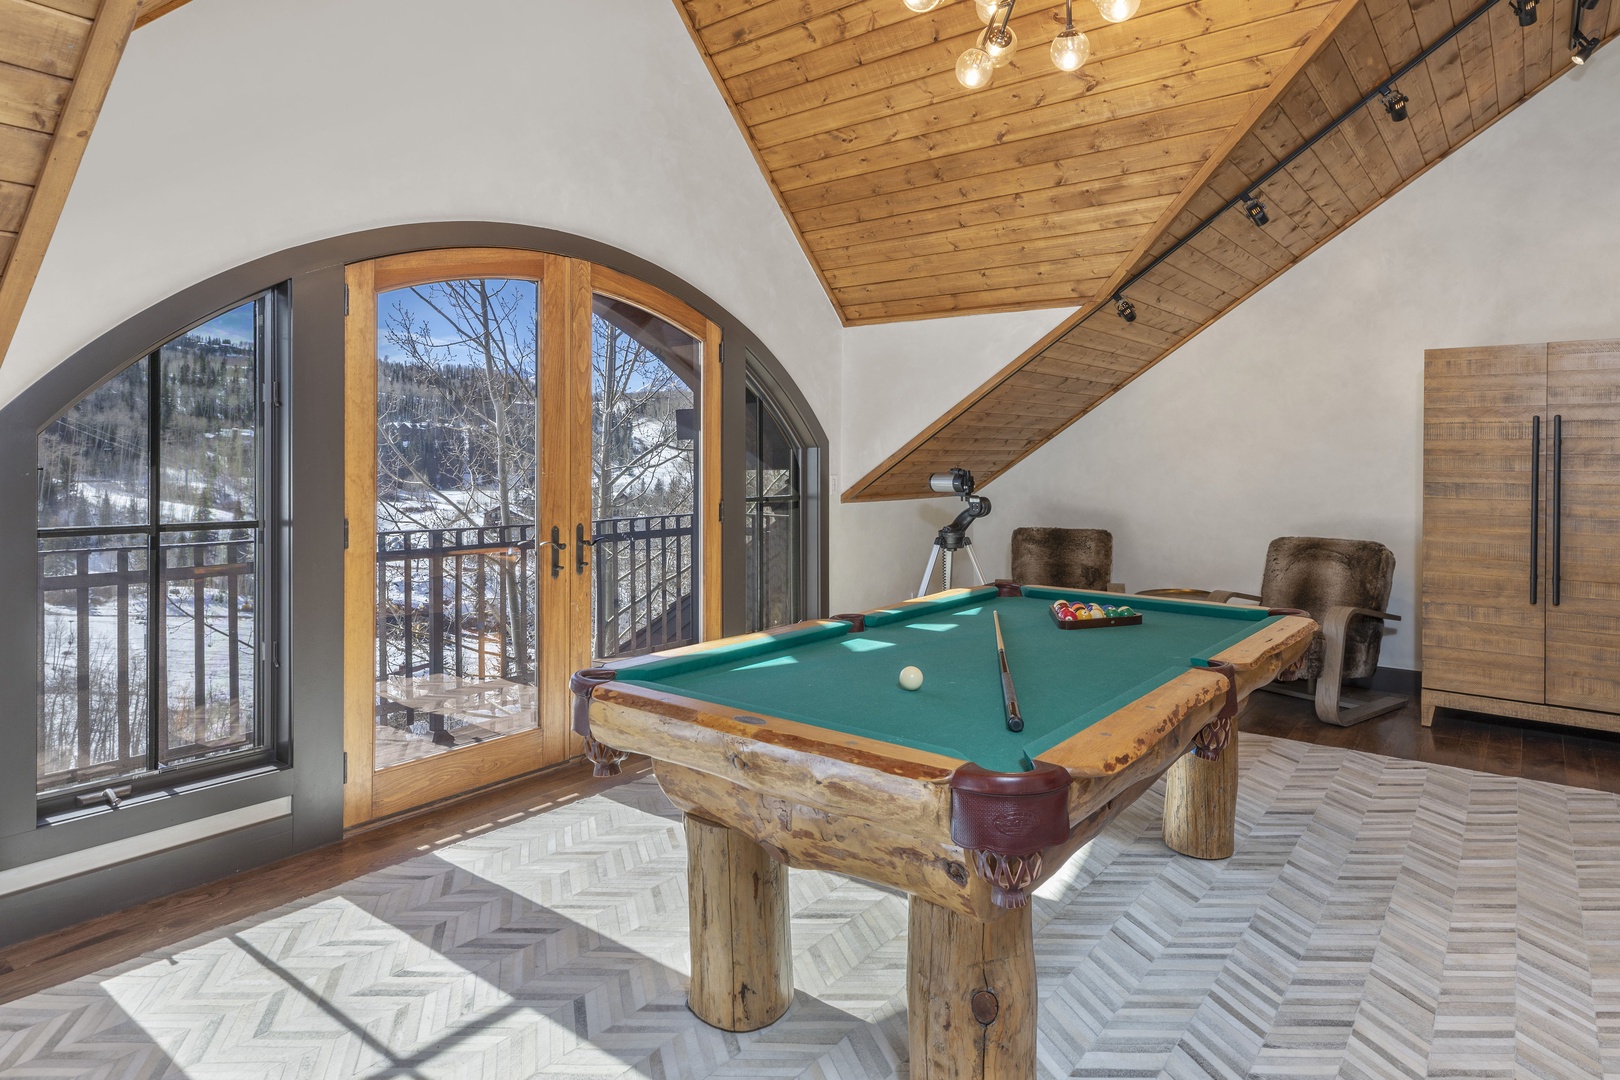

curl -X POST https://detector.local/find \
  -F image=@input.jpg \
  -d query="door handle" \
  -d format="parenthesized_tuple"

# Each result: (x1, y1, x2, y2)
(1530, 415, 1540, 605)
(575, 523, 605, 574)
(535, 525, 568, 578)
(1552, 414, 1563, 606)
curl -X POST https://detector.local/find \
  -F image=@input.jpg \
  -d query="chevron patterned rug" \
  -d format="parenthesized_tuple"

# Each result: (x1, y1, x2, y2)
(2, 733, 1617, 1080)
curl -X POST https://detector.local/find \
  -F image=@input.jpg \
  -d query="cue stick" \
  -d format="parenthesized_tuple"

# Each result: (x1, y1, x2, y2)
(993, 611, 1024, 733)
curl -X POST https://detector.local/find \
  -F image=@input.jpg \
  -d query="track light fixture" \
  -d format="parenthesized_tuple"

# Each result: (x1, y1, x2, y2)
(1099, 0, 1540, 342)
(1114, 295, 1136, 323)
(1510, 0, 1537, 26)
(1380, 85, 1410, 122)
(1571, 0, 1601, 64)
(1242, 194, 1270, 228)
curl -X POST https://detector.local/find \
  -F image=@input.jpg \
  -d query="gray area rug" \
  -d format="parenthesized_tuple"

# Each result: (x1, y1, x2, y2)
(2, 733, 1617, 1079)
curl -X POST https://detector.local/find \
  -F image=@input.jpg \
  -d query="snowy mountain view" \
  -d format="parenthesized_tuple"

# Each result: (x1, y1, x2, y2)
(36, 301, 263, 794)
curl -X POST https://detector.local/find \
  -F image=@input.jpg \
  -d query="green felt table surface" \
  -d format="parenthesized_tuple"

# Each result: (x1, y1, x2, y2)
(616, 586, 1280, 774)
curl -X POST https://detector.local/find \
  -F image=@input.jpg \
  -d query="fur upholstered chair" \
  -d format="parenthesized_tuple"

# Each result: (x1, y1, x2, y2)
(1143, 537, 1404, 727)
(1010, 527, 1118, 592)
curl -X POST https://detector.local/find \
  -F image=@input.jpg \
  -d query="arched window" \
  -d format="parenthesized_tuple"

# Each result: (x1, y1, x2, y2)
(1, 225, 826, 942)
(35, 292, 283, 809)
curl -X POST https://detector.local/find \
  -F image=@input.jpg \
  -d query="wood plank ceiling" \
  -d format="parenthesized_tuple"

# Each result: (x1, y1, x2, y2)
(0, 0, 142, 374)
(676, 0, 1350, 325)
(833, 0, 1617, 500)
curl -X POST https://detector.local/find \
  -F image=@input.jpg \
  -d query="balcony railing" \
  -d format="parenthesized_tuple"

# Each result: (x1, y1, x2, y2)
(590, 514, 697, 660)
(376, 524, 537, 683)
(374, 513, 698, 684)
(37, 515, 698, 788)
(37, 536, 256, 793)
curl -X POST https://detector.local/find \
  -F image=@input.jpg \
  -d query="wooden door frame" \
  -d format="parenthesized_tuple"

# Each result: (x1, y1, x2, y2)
(342, 248, 589, 827)
(590, 265, 724, 642)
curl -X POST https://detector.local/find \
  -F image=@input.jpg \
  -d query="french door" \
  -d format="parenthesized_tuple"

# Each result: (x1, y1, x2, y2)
(342, 250, 720, 826)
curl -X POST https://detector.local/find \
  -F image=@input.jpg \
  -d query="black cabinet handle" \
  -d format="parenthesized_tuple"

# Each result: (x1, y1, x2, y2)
(1552, 414, 1563, 606)
(1530, 415, 1541, 605)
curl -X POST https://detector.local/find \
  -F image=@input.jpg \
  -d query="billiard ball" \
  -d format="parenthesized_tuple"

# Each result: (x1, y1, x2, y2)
(898, 666, 924, 691)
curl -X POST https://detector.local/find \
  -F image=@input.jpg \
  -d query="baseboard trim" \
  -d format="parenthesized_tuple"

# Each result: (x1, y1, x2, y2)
(0, 797, 293, 899)
(1365, 666, 1419, 697)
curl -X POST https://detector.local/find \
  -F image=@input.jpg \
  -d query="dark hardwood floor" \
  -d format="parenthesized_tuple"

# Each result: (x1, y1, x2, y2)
(5, 691, 1620, 1007)
(1240, 689, 1620, 793)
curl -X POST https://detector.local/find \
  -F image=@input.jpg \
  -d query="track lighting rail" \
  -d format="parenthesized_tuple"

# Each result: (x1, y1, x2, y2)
(1111, 0, 1517, 315)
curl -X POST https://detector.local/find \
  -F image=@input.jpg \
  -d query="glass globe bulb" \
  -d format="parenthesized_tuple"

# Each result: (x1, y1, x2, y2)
(974, 0, 1002, 22)
(984, 24, 1018, 67)
(956, 46, 995, 89)
(903, 0, 942, 12)
(1050, 27, 1090, 71)
(1093, 0, 1141, 22)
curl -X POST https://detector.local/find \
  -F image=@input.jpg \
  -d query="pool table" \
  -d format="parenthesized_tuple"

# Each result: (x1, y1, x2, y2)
(571, 582, 1315, 1079)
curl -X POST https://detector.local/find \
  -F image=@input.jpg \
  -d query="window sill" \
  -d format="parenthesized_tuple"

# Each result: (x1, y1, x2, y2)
(38, 760, 287, 828)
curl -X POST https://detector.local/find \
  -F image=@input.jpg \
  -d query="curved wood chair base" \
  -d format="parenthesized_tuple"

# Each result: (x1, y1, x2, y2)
(1259, 680, 1408, 728)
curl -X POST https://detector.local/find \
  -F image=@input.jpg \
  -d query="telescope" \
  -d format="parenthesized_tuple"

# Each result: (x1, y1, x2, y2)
(929, 467, 976, 496)
(917, 468, 992, 597)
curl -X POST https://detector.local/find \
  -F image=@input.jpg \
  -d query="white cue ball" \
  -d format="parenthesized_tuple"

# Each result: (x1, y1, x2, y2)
(898, 666, 924, 691)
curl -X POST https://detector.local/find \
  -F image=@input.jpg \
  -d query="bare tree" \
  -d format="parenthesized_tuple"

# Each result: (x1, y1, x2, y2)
(591, 316, 698, 653)
(592, 320, 694, 520)
(378, 280, 538, 683)
(380, 279, 537, 532)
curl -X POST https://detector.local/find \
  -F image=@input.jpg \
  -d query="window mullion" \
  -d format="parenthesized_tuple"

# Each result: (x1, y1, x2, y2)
(146, 349, 162, 776)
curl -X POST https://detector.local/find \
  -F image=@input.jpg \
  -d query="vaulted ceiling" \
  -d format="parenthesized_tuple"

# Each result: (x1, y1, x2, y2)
(0, 0, 1609, 510)
(675, 0, 1352, 325)
(797, 0, 1616, 500)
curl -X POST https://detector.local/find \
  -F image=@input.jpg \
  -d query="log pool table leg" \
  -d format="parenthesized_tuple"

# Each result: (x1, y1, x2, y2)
(683, 813, 793, 1032)
(908, 896, 1036, 1080)
(1162, 723, 1239, 860)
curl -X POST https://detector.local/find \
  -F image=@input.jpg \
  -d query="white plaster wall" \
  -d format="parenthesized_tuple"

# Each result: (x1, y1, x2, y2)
(832, 307, 1071, 608)
(0, 0, 843, 441)
(836, 47, 1620, 671)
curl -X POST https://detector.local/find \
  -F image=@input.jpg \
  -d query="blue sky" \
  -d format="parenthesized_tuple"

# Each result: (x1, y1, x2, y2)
(191, 301, 255, 347)
(378, 279, 538, 367)
(370, 279, 689, 394)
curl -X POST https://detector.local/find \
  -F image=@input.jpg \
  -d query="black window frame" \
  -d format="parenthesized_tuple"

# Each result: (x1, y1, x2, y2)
(742, 371, 808, 633)
(34, 288, 289, 819)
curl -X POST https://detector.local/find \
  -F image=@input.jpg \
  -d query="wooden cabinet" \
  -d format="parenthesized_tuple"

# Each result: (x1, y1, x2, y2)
(1422, 340, 1620, 732)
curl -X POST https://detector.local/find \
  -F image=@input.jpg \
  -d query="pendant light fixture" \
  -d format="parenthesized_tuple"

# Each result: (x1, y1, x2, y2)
(1093, 0, 1141, 21)
(928, 0, 1142, 90)
(1050, 0, 1091, 71)
(983, 4, 1020, 66)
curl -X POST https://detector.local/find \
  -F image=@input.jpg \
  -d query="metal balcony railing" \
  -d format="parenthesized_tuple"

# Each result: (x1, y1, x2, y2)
(374, 513, 698, 683)
(37, 536, 256, 792)
(590, 514, 697, 660)
(37, 514, 699, 789)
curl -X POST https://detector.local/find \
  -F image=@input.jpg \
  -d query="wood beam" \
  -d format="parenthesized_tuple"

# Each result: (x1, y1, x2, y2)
(134, 0, 192, 27)
(0, 0, 141, 373)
